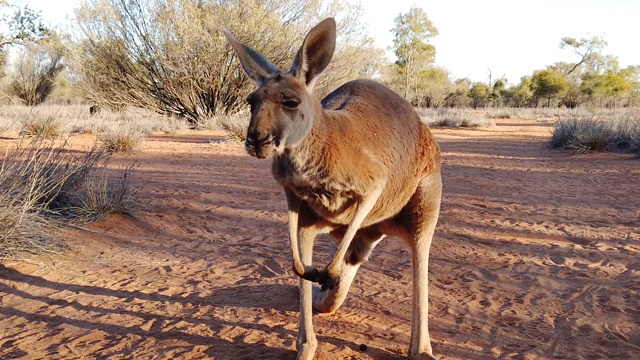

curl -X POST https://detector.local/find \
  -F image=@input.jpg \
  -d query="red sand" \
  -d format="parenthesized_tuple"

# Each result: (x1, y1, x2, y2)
(1, 118, 639, 359)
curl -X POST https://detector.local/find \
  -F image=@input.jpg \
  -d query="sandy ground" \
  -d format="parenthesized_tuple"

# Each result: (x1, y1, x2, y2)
(1, 118, 639, 360)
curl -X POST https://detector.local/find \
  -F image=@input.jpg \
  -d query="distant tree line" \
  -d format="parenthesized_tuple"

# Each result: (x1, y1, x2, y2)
(382, 7, 639, 109)
(0, 1, 638, 120)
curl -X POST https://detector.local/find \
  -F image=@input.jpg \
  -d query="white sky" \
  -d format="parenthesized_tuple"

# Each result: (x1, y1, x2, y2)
(359, 0, 640, 84)
(27, 0, 640, 86)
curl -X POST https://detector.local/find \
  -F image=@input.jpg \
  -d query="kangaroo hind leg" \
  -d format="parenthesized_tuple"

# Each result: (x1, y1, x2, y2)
(313, 228, 384, 313)
(406, 174, 442, 360)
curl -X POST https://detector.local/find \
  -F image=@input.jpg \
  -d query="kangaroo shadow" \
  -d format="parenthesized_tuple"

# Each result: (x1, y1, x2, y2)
(1, 265, 401, 359)
(0, 264, 300, 314)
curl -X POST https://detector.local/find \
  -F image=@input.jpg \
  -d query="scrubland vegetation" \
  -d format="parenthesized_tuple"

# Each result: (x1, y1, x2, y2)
(0, 0, 638, 259)
(0, 139, 139, 260)
(419, 108, 495, 128)
(0, 105, 154, 260)
(551, 110, 640, 154)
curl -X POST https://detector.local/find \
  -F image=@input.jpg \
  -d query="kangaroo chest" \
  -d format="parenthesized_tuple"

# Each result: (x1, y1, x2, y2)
(272, 155, 359, 223)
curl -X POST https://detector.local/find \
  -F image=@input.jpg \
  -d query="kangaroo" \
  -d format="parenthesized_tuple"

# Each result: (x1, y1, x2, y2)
(224, 18, 442, 360)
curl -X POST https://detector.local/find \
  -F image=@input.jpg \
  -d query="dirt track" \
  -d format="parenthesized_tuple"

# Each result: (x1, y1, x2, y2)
(1, 118, 639, 359)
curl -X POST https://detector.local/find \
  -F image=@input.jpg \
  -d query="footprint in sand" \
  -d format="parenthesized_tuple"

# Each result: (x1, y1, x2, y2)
(254, 258, 285, 278)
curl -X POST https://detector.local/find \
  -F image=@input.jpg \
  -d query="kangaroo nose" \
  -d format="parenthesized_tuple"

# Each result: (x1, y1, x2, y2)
(245, 128, 257, 147)
(245, 133, 255, 148)
(246, 128, 270, 147)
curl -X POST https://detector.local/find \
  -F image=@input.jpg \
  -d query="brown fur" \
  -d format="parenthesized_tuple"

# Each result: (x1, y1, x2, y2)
(272, 79, 440, 226)
(224, 18, 442, 360)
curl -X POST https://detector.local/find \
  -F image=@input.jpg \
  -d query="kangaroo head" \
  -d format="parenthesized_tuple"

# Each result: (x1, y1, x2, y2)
(224, 18, 336, 159)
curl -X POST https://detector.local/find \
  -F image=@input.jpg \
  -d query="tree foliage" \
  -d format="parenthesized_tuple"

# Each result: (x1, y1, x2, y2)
(581, 69, 636, 107)
(502, 76, 533, 107)
(559, 36, 607, 76)
(530, 68, 570, 107)
(490, 79, 507, 107)
(0, 1, 49, 80)
(1, 1, 63, 106)
(468, 82, 489, 109)
(70, 0, 380, 126)
(413, 67, 462, 108)
(0, 1, 48, 49)
(552, 35, 639, 108)
(3, 1, 635, 111)
(389, 6, 438, 101)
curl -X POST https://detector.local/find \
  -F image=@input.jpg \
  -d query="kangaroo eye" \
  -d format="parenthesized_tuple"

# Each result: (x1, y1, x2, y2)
(283, 100, 300, 109)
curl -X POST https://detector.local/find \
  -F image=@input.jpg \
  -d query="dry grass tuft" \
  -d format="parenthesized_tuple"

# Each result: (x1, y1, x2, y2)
(61, 162, 139, 222)
(0, 139, 140, 260)
(0, 141, 101, 260)
(484, 107, 595, 121)
(98, 126, 144, 153)
(551, 113, 640, 154)
(551, 119, 611, 153)
(422, 108, 495, 128)
(203, 110, 250, 142)
(19, 115, 64, 139)
(0, 105, 188, 137)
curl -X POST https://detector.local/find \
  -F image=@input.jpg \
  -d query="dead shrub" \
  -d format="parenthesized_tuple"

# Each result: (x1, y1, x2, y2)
(551, 114, 640, 154)
(71, 0, 378, 126)
(98, 127, 144, 153)
(19, 115, 64, 139)
(0, 141, 102, 260)
(215, 110, 250, 142)
(430, 109, 495, 128)
(0, 139, 140, 260)
(9, 40, 64, 106)
(61, 162, 139, 222)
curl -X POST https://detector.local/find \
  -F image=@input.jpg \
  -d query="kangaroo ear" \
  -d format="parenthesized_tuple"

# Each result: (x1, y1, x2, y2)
(224, 30, 281, 86)
(290, 18, 336, 92)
